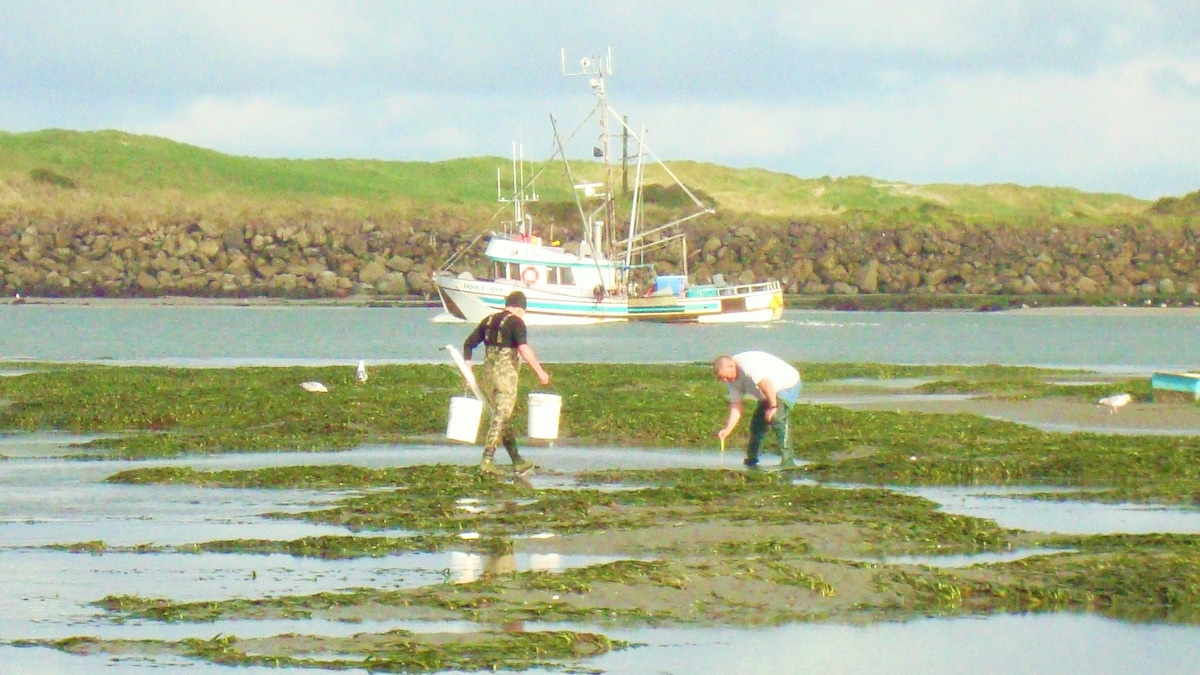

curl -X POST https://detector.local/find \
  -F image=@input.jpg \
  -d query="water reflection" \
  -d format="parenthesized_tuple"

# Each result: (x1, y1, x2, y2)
(448, 551, 582, 583)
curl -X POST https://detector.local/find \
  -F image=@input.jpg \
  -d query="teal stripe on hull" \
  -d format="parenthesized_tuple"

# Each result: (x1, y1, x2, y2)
(1151, 373, 1200, 394)
(471, 290, 722, 319)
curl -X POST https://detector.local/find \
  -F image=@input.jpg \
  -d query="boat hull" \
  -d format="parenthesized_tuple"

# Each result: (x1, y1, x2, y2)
(1151, 372, 1200, 402)
(434, 272, 783, 325)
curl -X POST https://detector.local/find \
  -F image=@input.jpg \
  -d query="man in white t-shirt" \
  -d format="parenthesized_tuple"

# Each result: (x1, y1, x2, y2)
(713, 351, 801, 469)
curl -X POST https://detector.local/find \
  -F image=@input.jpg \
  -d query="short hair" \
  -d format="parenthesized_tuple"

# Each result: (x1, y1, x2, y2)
(712, 355, 735, 374)
(505, 290, 527, 309)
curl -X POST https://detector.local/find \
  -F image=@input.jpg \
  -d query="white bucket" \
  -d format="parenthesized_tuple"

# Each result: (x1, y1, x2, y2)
(527, 392, 562, 440)
(446, 396, 483, 443)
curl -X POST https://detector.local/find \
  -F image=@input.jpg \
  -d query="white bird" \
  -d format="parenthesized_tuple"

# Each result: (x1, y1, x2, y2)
(356, 359, 368, 384)
(300, 381, 328, 393)
(1098, 393, 1132, 414)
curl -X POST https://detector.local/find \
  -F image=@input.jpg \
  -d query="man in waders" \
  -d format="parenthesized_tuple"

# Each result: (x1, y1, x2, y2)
(713, 351, 801, 470)
(463, 291, 551, 476)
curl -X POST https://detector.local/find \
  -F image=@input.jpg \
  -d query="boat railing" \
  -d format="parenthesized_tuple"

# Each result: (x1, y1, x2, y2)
(713, 280, 781, 297)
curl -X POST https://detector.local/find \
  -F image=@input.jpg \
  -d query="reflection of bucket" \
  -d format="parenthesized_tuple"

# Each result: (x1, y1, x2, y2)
(446, 396, 483, 443)
(527, 392, 562, 440)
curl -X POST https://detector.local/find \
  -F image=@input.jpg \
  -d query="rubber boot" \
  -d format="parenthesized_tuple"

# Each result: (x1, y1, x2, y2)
(504, 440, 534, 475)
(778, 447, 796, 469)
(480, 451, 506, 476)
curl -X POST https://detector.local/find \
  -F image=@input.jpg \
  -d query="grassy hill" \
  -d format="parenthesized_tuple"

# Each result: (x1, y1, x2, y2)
(0, 128, 1161, 226)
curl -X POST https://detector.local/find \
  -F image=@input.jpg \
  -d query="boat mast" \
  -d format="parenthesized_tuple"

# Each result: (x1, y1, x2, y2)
(562, 49, 616, 259)
(497, 141, 538, 239)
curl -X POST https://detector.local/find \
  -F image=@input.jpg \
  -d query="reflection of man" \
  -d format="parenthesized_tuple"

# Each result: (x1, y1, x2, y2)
(484, 552, 517, 577)
(713, 351, 801, 469)
(463, 291, 551, 476)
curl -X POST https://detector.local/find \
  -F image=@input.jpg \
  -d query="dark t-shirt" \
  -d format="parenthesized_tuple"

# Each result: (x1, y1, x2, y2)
(463, 310, 527, 359)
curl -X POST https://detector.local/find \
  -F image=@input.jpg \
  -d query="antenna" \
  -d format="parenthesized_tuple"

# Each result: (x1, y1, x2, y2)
(560, 47, 612, 77)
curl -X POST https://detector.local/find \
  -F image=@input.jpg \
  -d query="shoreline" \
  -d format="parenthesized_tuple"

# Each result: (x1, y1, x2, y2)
(6, 295, 440, 308)
(8, 294, 1200, 316)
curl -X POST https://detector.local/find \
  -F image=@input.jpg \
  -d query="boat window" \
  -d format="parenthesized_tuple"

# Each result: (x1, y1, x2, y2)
(558, 267, 574, 285)
(508, 263, 520, 280)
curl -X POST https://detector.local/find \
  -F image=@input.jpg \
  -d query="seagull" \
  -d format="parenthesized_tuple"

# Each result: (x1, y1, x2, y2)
(356, 359, 368, 384)
(300, 381, 328, 393)
(1098, 393, 1132, 414)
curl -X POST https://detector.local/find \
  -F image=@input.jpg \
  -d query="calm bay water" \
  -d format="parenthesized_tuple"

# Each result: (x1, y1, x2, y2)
(2, 304, 1197, 371)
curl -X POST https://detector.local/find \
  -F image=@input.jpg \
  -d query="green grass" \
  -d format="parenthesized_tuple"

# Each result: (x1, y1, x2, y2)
(0, 129, 1165, 225)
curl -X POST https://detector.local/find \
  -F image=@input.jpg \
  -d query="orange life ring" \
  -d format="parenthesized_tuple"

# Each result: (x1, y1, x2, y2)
(522, 267, 539, 284)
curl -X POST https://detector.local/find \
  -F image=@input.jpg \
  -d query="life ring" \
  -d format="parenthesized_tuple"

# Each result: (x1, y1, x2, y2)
(521, 267, 539, 284)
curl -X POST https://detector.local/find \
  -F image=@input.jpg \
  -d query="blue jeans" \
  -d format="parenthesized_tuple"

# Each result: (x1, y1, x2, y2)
(746, 383, 800, 466)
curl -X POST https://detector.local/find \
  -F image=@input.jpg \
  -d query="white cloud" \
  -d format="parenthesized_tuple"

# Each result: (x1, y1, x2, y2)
(170, 0, 372, 62)
(773, 1, 989, 54)
(138, 97, 347, 157)
(3, 1, 1200, 197)
(625, 50, 1200, 197)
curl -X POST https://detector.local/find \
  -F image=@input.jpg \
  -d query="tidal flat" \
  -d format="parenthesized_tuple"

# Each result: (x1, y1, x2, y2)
(2, 362, 1198, 672)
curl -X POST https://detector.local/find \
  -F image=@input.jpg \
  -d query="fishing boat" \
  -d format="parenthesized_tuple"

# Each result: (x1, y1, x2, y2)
(432, 51, 784, 325)
(1150, 372, 1200, 402)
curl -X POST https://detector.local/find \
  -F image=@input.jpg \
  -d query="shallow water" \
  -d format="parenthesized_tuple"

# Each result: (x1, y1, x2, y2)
(899, 484, 1200, 535)
(5, 613, 1192, 675)
(846, 547, 1075, 568)
(1017, 419, 1200, 436)
(3, 441, 1199, 673)
(579, 613, 1200, 675)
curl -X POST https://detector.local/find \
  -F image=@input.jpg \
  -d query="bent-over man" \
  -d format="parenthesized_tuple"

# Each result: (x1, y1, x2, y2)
(713, 351, 801, 469)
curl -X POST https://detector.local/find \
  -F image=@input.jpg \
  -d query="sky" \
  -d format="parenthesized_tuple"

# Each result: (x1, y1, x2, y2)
(2, 1, 1200, 200)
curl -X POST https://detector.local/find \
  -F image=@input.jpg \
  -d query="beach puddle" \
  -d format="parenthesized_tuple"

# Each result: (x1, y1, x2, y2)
(0, 430, 122, 458)
(806, 392, 977, 406)
(822, 377, 937, 389)
(845, 547, 1075, 568)
(1007, 418, 1200, 436)
(899, 485, 1200, 535)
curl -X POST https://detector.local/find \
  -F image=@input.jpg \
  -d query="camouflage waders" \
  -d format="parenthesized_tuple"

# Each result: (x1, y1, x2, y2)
(480, 346, 525, 464)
